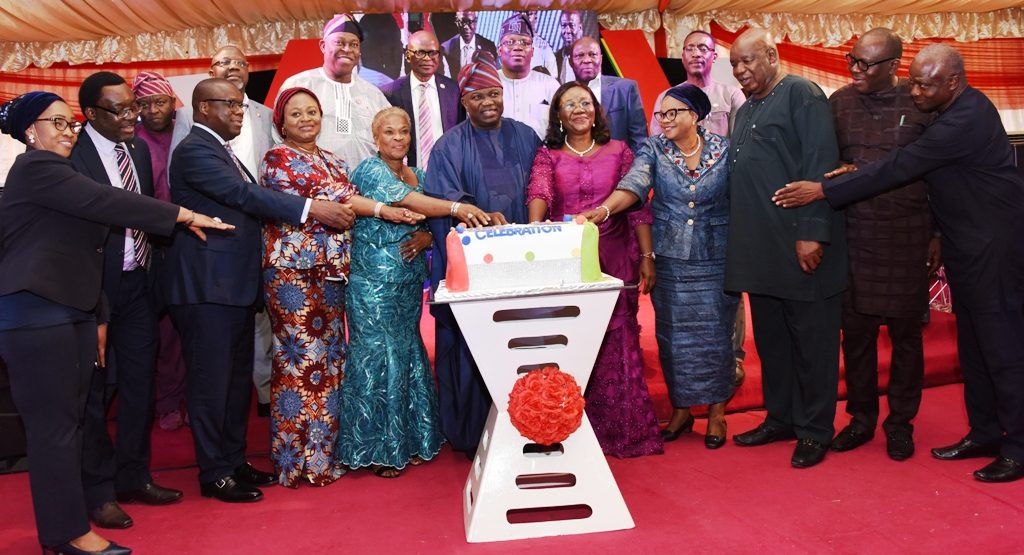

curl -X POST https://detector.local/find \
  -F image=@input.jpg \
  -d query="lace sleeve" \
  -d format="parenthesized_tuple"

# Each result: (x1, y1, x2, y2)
(526, 146, 555, 209)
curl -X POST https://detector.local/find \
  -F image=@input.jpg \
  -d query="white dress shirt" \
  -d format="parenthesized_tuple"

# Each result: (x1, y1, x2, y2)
(84, 124, 141, 271)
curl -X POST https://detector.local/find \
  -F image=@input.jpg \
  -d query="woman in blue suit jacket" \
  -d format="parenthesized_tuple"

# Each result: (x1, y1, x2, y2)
(0, 92, 230, 555)
(583, 84, 739, 450)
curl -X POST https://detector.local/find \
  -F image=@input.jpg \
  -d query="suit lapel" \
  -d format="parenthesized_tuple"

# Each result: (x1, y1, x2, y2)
(126, 140, 154, 197)
(72, 131, 113, 186)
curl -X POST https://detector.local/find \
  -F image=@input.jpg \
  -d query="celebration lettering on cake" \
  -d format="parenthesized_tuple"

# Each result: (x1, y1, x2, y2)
(471, 225, 564, 241)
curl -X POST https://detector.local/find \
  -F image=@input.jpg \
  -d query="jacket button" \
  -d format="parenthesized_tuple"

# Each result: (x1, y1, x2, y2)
(688, 201, 695, 208)
(96, 248, 104, 254)
(689, 185, 696, 191)
(687, 219, 694, 225)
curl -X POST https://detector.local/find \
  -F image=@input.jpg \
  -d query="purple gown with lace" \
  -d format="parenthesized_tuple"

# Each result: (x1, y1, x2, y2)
(527, 140, 664, 458)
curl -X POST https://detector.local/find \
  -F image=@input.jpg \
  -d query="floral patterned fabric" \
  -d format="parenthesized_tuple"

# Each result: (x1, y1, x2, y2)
(260, 144, 355, 487)
(526, 140, 663, 458)
(337, 156, 444, 470)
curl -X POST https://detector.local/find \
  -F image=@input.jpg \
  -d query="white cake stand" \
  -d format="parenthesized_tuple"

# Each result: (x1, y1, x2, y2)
(433, 275, 635, 543)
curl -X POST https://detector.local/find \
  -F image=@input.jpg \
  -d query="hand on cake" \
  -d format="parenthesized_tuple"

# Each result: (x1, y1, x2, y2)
(486, 212, 509, 226)
(452, 202, 491, 228)
(400, 230, 433, 262)
(579, 207, 606, 224)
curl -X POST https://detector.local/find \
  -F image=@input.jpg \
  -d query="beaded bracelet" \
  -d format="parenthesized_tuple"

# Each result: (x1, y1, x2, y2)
(598, 205, 611, 223)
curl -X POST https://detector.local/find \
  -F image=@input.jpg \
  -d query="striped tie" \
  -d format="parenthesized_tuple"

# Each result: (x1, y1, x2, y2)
(114, 143, 150, 268)
(418, 82, 434, 169)
(224, 143, 253, 183)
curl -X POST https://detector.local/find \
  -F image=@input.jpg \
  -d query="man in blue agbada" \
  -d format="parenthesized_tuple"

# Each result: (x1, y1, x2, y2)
(424, 60, 541, 457)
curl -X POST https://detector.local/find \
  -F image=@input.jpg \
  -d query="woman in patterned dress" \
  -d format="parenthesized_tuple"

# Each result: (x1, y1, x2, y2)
(339, 107, 490, 478)
(526, 82, 663, 458)
(584, 84, 738, 450)
(261, 88, 422, 487)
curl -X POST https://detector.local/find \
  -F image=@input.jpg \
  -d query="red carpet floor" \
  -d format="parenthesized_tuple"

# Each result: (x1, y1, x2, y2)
(0, 296, 993, 554)
(1, 384, 1022, 554)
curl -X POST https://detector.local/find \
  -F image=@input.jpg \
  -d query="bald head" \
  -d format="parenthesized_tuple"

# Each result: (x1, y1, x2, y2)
(908, 44, 966, 113)
(848, 27, 902, 94)
(192, 78, 245, 140)
(406, 30, 441, 81)
(860, 28, 902, 59)
(209, 45, 250, 91)
(730, 28, 782, 98)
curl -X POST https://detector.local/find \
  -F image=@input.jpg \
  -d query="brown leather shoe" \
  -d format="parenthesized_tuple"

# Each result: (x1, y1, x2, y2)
(734, 359, 746, 387)
(89, 501, 133, 529)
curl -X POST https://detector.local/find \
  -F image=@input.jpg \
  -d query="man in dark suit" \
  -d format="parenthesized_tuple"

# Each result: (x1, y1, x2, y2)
(569, 37, 648, 151)
(71, 71, 183, 531)
(774, 44, 1024, 483)
(381, 30, 464, 169)
(161, 78, 356, 502)
(556, 10, 584, 82)
(442, 10, 497, 79)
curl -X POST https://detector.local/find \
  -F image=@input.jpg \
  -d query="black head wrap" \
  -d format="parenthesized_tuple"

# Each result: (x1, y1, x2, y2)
(664, 83, 712, 122)
(0, 91, 63, 144)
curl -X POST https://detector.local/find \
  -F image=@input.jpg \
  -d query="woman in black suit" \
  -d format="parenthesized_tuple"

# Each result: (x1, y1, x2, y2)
(0, 92, 231, 555)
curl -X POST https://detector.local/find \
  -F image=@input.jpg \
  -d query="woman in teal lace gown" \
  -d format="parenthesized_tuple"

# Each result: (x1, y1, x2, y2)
(338, 107, 490, 477)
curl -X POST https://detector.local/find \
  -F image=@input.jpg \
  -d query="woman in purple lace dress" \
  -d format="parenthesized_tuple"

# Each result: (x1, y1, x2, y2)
(526, 81, 663, 458)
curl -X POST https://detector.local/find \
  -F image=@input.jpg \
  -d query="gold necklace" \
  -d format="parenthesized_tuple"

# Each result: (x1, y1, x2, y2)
(386, 162, 406, 184)
(287, 141, 318, 155)
(680, 135, 702, 157)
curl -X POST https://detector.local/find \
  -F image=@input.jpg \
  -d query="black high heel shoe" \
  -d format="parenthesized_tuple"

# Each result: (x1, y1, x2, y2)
(660, 414, 695, 442)
(42, 541, 132, 555)
(705, 420, 727, 450)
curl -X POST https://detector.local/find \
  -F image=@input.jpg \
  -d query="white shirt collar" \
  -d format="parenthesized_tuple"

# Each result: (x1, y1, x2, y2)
(411, 74, 437, 88)
(193, 122, 227, 145)
(84, 123, 122, 156)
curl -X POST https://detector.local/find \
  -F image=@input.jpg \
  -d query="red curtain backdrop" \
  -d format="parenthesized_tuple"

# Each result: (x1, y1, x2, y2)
(710, 22, 1024, 110)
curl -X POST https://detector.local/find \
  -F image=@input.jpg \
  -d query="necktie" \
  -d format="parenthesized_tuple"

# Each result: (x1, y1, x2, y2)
(114, 143, 150, 268)
(462, 44, 473, 67)
(224, 143, 253, 183)
(418, 83, 434, 169)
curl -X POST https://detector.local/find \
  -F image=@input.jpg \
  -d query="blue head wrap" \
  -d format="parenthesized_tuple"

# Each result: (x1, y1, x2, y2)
(0, 91, 64, 145)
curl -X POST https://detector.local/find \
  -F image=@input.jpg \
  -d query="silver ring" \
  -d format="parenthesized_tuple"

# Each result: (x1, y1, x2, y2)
(212, 217, 222, 223)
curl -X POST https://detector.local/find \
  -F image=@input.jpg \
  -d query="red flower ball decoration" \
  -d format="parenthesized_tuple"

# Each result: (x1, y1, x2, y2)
(507, 366, 585, 445)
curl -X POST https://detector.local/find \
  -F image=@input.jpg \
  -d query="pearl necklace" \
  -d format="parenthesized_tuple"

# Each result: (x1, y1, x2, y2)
(680, 135, 702, 157)
(565, 138, 597, 157)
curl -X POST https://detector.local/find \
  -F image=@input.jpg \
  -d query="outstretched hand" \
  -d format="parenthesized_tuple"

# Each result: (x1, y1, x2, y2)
(824, 163, 858, 179)
(380, 205, 426, 225)
(185, 212, 236, 241)
(309, 200, 356, 230)
(453, 203, 492, 228)
(772, 181, 825, 208)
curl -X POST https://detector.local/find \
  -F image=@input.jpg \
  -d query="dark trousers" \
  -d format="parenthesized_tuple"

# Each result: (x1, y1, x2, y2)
(955, 302, 1024, 461)
(169, 303, 255, 483)
(841, 306, 924, 435)
(154, 313, 187, 416)
(749, 293, 842, 444)
(0, 321, 95, 547)
(431, 305, 491, 452)
(82, 268, 158, 510)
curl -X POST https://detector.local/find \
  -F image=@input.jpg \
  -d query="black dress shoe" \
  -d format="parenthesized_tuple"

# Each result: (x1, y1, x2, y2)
(830, 425, 874, 452)
(88, 501, 133, 529)
(116, 481, 183, 505)
(234, 462, 277, 487)
(931, 437, 1001, 460)
(791, 438, 828, 468)
(733, 423, 796, 447)
(705, 420, 727, 450)
(886, 431, 915, 461)
(973, 457, 1024, 483)
(42, 541, 132, 555)
(200, 476, 263, 503)
(660, 414, 695, 442)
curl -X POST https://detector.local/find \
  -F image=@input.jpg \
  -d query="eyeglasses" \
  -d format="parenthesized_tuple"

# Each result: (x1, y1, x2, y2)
(211, 59, 249, 69)
(684, 44, 714, 55)
(454, 17, 477, 26)
(653, 108, 693, 121)
(501, 38, 533, 48)
(408, 49, 441, 59)
(561, 100, 593, 112)
(35, 117, 83, 134)
(845, 53, 898, 72)
(90, 104, 140, 120)
(202, 98, 248, 111)
(328, 38, 361, 51)
(572, 51, 600, 61)
(136, 97, 172, 111)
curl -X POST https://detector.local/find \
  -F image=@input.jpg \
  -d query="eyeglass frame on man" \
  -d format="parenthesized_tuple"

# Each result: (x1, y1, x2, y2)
(89, 103, 141, 120)
(454, 16, 477, 27)
(684, 44, 714, 55)
(407, 49, 441, 60)
(845, 53, 898, 72)
(136, 97, 173, 111)
(211, 59, 249, 69)
(653, 107, 694, 121)
(35, 117, 84, 134)
(202, 98, 249, 111)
